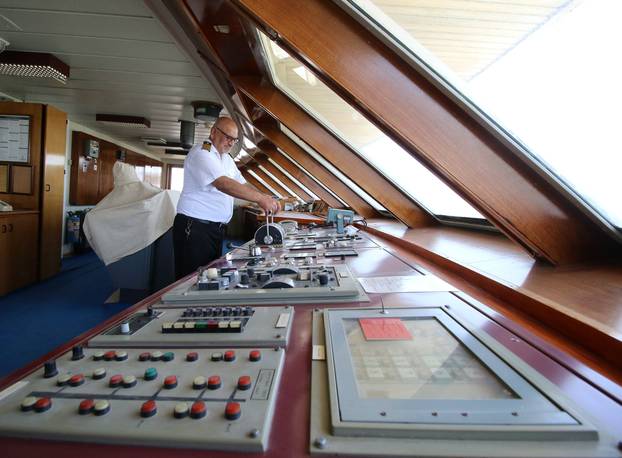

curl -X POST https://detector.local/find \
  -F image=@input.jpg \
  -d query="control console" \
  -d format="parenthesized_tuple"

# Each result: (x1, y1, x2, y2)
(0, 346, 284, 452)
(161, 264, 368, 305)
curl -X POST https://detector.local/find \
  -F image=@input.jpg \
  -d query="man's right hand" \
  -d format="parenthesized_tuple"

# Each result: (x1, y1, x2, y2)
(257, 195, 279, 215)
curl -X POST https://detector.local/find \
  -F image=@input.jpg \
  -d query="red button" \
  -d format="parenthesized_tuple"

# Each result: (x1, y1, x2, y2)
(224, 350, 236, 362)
(138, 352, 151, 362)
(186, 352, 198, 362)
(109, 374, 123, 388)
(140, 400, 157, 418)
(34, 397, 52, 413)
(163, 375, 178, 389)
(190, 400, 207, 419)
(224, 401, 241, 420)
(249, 350, 261, 362)
(237, 375, 252, 391)
(78, 399, 94, 415)
(69, 374, 85, 387)
(103, 351, 116, 361)
(207, 375, 221, 390)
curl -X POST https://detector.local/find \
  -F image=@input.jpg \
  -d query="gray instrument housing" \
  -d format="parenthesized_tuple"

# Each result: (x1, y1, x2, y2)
(89, 306, 294, 348)
(161, 264, 369, 305)
(309, 307, 618, 457)
(0, 346, 285, 452)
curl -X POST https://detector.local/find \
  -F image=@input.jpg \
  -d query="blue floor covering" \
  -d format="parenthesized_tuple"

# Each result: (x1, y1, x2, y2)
(0, 252, 131, 379)
(0, 239, 245, 379)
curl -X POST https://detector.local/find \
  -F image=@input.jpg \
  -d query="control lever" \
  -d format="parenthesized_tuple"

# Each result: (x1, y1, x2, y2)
(227, 242, 243, 249)
(263, 212, 274, 245)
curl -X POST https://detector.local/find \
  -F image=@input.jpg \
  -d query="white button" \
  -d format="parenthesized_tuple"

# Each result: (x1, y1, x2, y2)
(162, 322, 173, 330)
(173, 322, 185, 329)
(57, 374, 71, 385)
(123, 375, 136, 385)
(116, 351, 128, 359)
(94, 400, 110, 413)
(93, 350, 105, 359)
(93, 368, 106, 378)
(206, 268, 218, 280)
(21, 396, 37, 409)
(120, 322, 130, 334)
(193, 376, 206, 386)
(151, 351, 163, 359)
(218, 321, 229, 329)
(175, 402, 189, 415)
(184, 322, 195, 329)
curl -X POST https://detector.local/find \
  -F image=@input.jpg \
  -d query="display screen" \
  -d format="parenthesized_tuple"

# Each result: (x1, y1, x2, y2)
(344, 317, 517, 400)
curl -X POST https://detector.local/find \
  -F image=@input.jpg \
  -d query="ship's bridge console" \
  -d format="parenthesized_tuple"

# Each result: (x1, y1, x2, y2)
(0, 222, 619, 457)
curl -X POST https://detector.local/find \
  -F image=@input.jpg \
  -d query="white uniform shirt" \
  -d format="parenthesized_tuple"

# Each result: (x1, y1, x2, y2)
(177, 142, 246, 223)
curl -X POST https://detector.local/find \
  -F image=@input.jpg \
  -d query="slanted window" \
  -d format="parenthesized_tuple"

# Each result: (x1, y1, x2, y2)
(276, 148, 348, 207)
(257, 164, 303, 201)
(267, 157, 320, 200)
(343, 0, 622, 229)
(259, 31, 484, 222)
(281, 125, 386, 211)
(247, 169, 283, 198)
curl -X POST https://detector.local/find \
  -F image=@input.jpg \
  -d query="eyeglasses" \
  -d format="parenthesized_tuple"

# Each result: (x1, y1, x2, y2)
(214, 126, 239, 144)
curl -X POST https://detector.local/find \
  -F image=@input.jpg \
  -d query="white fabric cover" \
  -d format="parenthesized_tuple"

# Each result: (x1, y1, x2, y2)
(84, 162, 180, 265)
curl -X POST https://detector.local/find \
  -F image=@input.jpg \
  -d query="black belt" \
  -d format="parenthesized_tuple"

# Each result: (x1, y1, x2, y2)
(181, 214, 227, 230)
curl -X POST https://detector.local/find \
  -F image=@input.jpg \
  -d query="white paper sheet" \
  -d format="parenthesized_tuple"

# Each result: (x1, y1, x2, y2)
(357, 275, 458, 294)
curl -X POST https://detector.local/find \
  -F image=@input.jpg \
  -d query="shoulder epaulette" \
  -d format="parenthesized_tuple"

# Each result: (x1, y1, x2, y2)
(202, 141, 212, 151)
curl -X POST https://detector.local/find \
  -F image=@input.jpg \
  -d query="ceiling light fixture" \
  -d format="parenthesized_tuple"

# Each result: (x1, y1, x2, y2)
(96, 114, 151, 128)
(0, 50, 70, 84)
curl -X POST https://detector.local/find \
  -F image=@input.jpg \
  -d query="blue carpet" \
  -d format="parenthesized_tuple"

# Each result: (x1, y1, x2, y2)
(0, 252, 132, 378)
(0, 239, 247, 378)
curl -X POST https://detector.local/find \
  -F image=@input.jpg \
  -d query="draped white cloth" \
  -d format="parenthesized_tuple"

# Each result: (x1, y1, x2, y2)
(84, 162, 179, 265)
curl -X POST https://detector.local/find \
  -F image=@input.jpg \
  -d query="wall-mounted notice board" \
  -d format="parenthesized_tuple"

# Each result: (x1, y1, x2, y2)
(0, 115, 30, 163)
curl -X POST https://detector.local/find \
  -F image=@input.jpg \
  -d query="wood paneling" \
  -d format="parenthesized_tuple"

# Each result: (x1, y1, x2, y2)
(70, 131, 162, 205)
(234, 0, 621, 265)
(39, 106, 67, 280)
(234, 77, 434, 228)
(0, 212, 39, 296)
(258, 142, 343, 209)
(252, 154, 313, 201)
(0, 102, 42, 211)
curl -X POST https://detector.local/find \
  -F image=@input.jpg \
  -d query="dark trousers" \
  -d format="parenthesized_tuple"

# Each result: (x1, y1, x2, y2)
(173, 213, 225, 280)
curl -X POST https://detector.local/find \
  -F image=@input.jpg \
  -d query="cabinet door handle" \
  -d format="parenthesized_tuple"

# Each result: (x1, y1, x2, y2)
(45, 184, 51, 192)
(1, 224, 6, 234)
(8, 223, 13, 232)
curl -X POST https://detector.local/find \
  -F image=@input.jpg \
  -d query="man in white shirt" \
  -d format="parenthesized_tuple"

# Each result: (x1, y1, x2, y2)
(173, 117, 279, 279)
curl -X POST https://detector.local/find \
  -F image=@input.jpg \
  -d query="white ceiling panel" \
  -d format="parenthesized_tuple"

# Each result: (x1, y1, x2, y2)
(0, 0, 224, 159)
(0, 9, 171, 41)
(0, 31, 186, 61)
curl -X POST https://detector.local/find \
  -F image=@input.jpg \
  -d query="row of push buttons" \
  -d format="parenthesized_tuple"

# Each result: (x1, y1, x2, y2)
(161, 320, 244, 333)
(181, 306, 253, 317)
(23, 396, 242, 420)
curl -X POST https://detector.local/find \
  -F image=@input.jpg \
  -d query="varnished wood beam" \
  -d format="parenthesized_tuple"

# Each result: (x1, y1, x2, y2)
(234, 76, 434, 228)
(233, 0, 620, 264)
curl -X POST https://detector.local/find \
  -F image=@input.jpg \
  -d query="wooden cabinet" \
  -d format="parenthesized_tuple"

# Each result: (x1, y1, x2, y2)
(0, 212, 39, 296)
(39, 106, 67, 280)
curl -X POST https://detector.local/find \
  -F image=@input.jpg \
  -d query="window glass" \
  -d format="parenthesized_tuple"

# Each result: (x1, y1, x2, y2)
(345, 0, 622, 228)
(281, 125, 386, 211)
(257, 165, 303, 201)
(276, 148, 348, 206)
(267, 158, 320, 200)
(260, 31, 483, 219)
(169, 166, 184, 192)
(247, 169, 282, 197)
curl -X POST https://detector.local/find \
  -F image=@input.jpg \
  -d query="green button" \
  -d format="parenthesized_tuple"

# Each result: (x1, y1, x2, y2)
(144, 368, 158, 381)
(195, 322, 207, 329)
(162, 352, 175, 362)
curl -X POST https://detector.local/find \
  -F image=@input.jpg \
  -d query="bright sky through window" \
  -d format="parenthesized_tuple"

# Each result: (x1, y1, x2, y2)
(351, 0, 622, 227)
